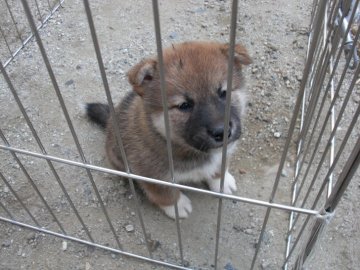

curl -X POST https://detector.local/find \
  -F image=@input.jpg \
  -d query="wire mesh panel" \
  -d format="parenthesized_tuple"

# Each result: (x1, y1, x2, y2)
(0, 0, 64, 68)
(282, 0, 360, 269)
(0, 0, 359, 269)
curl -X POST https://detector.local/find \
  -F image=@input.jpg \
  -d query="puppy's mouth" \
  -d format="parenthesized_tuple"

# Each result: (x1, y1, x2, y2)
(187, 125, 241, 152)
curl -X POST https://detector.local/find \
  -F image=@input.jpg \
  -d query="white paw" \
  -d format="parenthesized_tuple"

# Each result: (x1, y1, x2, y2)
(207, 171, 237, 194)
(160, 192, 192, 219)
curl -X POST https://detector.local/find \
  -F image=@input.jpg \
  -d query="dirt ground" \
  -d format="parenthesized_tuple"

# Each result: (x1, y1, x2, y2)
(0, 0, 359, 269)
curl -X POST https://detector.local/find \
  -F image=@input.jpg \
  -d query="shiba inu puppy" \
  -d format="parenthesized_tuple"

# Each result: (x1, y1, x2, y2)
(86, 41, 251, 219)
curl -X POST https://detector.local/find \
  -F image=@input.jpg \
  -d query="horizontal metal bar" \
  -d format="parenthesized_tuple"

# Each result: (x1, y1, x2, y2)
(0, 216, 191, 270)
(0, 145, 319, 216)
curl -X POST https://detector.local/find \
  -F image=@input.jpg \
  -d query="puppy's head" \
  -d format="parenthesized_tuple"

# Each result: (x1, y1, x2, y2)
(127, 41, 251, 152)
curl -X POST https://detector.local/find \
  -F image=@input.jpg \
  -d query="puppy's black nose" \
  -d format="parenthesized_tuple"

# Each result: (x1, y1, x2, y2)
(208, 122, 232, 142)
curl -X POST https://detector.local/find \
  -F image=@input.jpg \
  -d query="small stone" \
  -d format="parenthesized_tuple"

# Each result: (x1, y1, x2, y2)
(265, 43, 278, 51)
(27, 232, 36, 241)
(281, 169, 288, 177)
(193, 7, 206, 14)
(261, 261, 271, 270)
(244, 228, 254, 235)
(238, 168, 247, 174)
(2, 240, 11, 247)
(147, 239, 160, 252)
(273, 132, 281, 138)
(65, 79, 74, 86)
(118, 186, 127, 195)
(224, 262, 236, 270)
(125, 224, 134, 232)
(169, 32, 178, 39)
(85, 262, 91, 270)
(353, 96, 360, 103)
(233, 225, 241, 232)
(62, 241, 67, 251)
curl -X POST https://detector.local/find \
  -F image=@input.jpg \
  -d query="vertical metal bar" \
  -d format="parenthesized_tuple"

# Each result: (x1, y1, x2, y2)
(46, 0, 53, 10)
(285, 63, 360, 265)
(213, 0, 238, 269)
(296, 137, 360, 269)
(250, 1, 327, 269)
(286, 100, 360, 261)
(0, 171, 39, 226)
(327, 52, 335, 198)
(0, 200, 13, 219)
(314, 105, 360, 209)
(20, 0, 122, 249)
(151, 0, 184, 263)
(284, 115, 360, 267)
(0, 129, 66, 233)
(82, 0, 153, 256)
(33, 0, 44, 23)
(0, 60, 94, 242)
(0, 25, 14, 56)
(293, 23, 360, 207)
(4, 0, 25, 44)
(297, 5, 342, 149)
(299, 56, 360, 207)
(284, 3, 341, 267)
(290, 54, 360, 235)
(307, 29, 325, 91)
(292, 0, 360, 204)
(284, 2, 340, 267)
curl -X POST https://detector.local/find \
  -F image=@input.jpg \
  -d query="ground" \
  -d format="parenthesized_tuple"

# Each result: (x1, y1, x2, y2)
(0, 0, 359, 269)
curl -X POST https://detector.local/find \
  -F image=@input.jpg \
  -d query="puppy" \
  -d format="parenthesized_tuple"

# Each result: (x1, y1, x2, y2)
(86, 41, 251, 219)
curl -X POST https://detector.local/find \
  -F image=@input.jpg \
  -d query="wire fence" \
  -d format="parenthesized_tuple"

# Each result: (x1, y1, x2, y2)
(0, 0, 64, 68)
(0, 0, 359, 269)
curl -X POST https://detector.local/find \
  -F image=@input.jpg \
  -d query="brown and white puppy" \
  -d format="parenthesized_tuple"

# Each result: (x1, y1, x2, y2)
(86, 41, 251, 219)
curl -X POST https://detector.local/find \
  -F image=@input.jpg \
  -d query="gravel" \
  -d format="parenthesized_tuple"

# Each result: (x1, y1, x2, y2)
(0, 0, 359, 270)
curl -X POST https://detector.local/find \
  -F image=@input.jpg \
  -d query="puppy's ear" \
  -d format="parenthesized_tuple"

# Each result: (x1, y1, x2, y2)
(127, 59, 157, 96)
(220, 43, 252, 67)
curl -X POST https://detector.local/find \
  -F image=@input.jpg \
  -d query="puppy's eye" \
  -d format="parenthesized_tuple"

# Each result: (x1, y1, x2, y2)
(178, 101, 194, 111)
(218, 87, 226, 99)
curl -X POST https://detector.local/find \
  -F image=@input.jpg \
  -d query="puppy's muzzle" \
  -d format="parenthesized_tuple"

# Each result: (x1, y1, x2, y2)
(207, 121, 232, 142)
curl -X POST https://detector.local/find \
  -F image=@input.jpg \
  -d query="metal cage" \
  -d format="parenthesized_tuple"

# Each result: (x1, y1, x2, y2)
(0, 0, 359, 269)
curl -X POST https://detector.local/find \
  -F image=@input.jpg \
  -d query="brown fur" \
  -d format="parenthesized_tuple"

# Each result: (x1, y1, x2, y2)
(99, 41, 251, 216)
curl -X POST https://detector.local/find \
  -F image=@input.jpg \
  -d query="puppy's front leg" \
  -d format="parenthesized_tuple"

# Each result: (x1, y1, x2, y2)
(207, 170, 237, 194)
(140, 183, 192, 219)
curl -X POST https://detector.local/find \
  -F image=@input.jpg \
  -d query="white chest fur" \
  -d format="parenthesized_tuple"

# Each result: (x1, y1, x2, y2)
(173, 143, 237, 183)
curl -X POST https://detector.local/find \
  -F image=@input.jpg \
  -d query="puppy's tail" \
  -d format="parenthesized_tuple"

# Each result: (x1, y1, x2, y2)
(86, 103, 110, 129)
